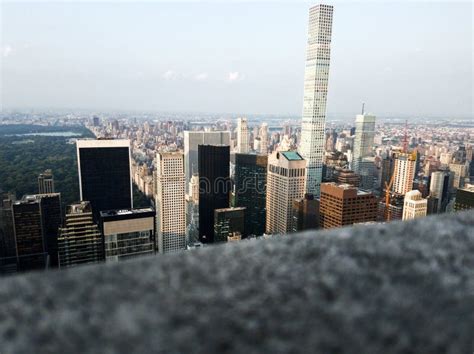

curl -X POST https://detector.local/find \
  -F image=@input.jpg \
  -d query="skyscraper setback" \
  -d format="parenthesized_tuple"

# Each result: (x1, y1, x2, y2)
(299, 4, 333, 196)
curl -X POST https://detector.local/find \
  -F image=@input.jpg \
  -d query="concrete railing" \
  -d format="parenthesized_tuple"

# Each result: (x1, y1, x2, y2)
(1, 211, 473, 354)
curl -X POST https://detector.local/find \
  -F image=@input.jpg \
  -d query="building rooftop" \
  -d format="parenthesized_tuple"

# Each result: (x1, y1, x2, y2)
(1, 211, 473, 353)
(280, 151, 304, 161)
(100, 208, 154, 217)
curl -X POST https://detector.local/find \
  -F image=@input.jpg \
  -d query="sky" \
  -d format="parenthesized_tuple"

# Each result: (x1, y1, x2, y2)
(0, 1, 472, 118)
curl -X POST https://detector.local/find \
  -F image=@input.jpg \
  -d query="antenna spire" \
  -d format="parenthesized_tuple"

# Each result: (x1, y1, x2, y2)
(361, 102, 365, 115)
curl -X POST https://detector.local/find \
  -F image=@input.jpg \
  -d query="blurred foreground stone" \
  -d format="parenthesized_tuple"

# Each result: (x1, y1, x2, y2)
(1, 211, 473, 354)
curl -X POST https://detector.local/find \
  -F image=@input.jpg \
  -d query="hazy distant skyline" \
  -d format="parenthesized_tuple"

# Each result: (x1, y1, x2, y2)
(1, 2, 472, 118)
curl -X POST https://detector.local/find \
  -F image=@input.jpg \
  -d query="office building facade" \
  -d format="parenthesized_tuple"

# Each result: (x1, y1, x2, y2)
(392, 152, 417, 195)
(183, 131, 230, 193)
(100, 208, 155, 261)
(266, 151, 306, 234)
(402, 190, 427, 220)
(234, 153, 267, 236)
(319, 183, 377, 229)
(155, 151, 186, 253)
(57, 202, 103, 268)
(198, 145, 230, 243)
(12, 199, 46, 271)
(38, 169, 55, 194)
(292, 194, 319, 232)
(237, 118, 250, 153)
(454, 184, 474, 211)
(213, 207, 246, 243)
(76, 139, 133, 219)
(352, 113, 376, 190)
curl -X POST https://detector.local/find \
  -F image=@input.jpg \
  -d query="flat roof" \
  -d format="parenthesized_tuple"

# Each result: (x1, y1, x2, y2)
(100, 208, 154, 217)
(280, 151, 304, 161)
(76, 139, 130, 148)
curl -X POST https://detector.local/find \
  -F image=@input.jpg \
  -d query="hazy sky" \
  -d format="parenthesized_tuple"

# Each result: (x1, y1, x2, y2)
(1, 1, 472, 118)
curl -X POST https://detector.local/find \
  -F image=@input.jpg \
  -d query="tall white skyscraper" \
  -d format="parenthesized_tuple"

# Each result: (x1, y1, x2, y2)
(266, 151, 306, 234)
(183, 131, 230, 193)
(237, 117, 250, 153)
(299, 4, 333, 196)
(155, 151, 186, 253)
(352, 113, 376, 190)
(260, 123, 268, 155)
(402, 190, 427, 220)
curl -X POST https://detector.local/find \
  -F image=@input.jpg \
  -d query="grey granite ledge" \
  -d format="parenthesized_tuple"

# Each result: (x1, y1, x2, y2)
(1, 211, 474, 354)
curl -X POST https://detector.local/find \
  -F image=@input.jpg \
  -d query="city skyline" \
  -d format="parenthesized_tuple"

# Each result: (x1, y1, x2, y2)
(1, 2, 472, 117)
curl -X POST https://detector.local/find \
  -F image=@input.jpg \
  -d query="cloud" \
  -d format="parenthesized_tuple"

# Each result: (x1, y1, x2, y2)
(194, 72, 208, 81)
(162, 70, 178, 80)
(228, 71, 240, 82)
(2, 45, 13, 58)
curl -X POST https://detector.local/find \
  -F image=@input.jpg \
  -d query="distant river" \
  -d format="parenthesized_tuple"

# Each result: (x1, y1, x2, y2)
(7, 132, 82, 137)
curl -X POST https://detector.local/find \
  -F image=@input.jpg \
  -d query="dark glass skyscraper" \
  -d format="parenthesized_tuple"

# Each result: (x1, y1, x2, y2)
(198, 145, 230, 243)
(12, 198, 46, 271)
(12, 194, 62, 271)
(77, 140, 132, 220)
(234, 154, 267, 236)
(38, 193, 62, 267)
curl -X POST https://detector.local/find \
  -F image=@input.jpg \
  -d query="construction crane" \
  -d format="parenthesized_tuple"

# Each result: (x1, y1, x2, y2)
(402, 120, 409, 153)
(384, 173, 395, 221)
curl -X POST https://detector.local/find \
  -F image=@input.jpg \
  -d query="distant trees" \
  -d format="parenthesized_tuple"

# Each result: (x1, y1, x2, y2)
(0, 125, 94, 208)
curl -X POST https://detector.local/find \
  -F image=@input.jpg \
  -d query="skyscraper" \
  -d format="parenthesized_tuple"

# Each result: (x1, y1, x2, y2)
(184, 131, 230, 193)
(237, 118, 250, 153)
(352, 113, 376, 190)
(448, 162, 469, 189)
(36, 193, 62, 267)
(319, 183, 377, 229)
(38, 169, 55, 194)
(76, 139, 133, 220)
(198, 145, 230, 243)
(57, 202, 103, 268)
(12, 198, 45, 271)
(0, 193, 16, 273)
(266, 151, 306, 234)
(429, 170, 453, 213)
(402, 190, 427, 220)
(155, 151, 186, 253)
(392, 152, 417, 195)
(259, 123, 268, 155)
(11, 194, 62, 271)
(299, 4, 334, 196)
(234, 153, 267, 236)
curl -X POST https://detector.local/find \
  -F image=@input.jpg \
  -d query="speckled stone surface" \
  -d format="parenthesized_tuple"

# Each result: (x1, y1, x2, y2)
(1, 211, 474, 354)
